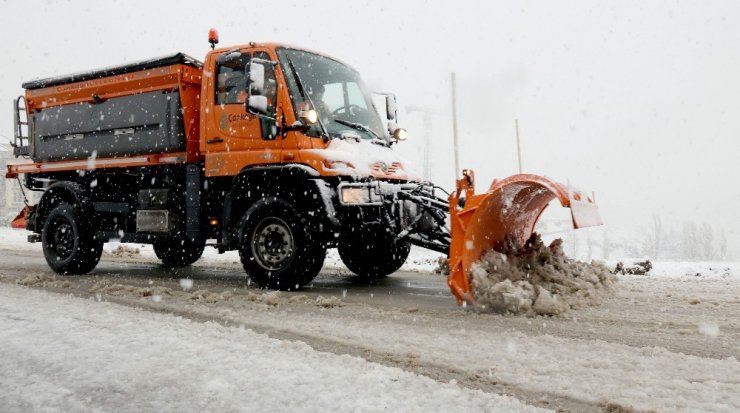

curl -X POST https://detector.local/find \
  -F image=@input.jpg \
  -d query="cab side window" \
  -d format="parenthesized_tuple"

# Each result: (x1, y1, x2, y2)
(216, 53, 249, 105)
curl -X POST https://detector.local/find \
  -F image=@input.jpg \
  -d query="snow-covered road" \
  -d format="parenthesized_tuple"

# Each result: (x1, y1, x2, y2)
(0, 284, 543, 413)
(1, 228, 740, 412)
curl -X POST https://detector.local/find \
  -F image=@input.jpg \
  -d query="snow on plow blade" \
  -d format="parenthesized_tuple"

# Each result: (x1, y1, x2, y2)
(447, 170, 603, 305)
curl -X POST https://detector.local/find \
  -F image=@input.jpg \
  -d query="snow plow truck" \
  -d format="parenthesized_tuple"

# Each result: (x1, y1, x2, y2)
(5, 30, 602, 305)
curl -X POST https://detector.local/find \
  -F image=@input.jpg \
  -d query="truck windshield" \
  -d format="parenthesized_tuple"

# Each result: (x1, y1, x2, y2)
(277, 48, 386, 142)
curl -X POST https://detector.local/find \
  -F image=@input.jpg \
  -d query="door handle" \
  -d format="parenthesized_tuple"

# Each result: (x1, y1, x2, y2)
(207, 138, 224, 144)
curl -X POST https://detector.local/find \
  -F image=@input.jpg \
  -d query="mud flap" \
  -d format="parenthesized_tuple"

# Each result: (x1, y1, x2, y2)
(10, 206, 32, 229)
(447, 172, 602, 305)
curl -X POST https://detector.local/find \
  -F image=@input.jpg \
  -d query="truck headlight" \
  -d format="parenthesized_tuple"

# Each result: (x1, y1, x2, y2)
(299, 109, 318, 125)
(341, 187, 371, 204)
(392, 127, 407, 141)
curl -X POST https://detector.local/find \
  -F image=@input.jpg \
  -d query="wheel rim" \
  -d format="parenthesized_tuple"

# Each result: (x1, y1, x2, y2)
(49, 216, 75, 260)
(251, 217, 295, 271)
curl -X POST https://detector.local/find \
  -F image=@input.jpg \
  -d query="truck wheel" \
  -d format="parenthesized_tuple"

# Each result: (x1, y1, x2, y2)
(42, 202, 103, 275)
(153, 237, 205, 267)
(338, 226, 411, 279)
(239, 203, 325, 290)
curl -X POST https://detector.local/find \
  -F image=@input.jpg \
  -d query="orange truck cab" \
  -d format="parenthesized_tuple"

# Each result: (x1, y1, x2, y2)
(6, 37, 451, 289)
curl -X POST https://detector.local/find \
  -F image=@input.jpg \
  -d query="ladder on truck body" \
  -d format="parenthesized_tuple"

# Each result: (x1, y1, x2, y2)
(13, 96, 30, 157)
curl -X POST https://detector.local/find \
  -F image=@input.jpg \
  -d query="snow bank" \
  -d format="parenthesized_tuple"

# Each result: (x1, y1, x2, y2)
(103, 244, 141, 258)
(189, 289, 234, 303)
(605, 259, 740, 278)
(647, 261, 740, 278)
(470, 235, 615, 315)
(90, 280, 173, 297)
(17, 273, 70, 289)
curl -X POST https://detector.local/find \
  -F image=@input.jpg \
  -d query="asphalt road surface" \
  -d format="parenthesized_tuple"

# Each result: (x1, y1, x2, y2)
(2, 247, 740, 412)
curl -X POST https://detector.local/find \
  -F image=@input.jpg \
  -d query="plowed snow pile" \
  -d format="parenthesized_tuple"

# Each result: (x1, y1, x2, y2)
(90, 281, 172, 297)
(470, 234, 615, 316)
(17, 273, 70, 289)
(104, 244, 141, 258)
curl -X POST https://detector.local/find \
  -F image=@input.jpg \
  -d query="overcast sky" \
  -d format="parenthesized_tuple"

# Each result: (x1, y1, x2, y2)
(1, 0, 739, 252)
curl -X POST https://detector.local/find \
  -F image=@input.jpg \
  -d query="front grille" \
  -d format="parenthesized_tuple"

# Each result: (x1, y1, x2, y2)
(371, 161, 402, 175)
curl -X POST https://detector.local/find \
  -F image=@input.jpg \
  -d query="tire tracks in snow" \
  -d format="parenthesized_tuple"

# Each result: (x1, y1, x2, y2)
(7, 279, 617, 413)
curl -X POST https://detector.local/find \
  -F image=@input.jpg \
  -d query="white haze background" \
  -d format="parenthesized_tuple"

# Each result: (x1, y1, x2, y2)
(1, 0, 738, 257)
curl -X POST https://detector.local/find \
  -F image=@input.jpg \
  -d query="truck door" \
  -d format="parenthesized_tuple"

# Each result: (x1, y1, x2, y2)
(203, 50, 281, 177)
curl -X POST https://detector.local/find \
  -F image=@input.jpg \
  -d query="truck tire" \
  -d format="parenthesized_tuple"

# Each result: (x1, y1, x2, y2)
(239, 202, 325, 290)
(153, 237, 205, 267)
(338, 226, 411, 279)
(42, 202, 103, 275)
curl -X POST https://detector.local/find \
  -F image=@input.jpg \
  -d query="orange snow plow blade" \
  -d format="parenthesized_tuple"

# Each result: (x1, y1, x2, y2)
(10, 206, 31, 229)
(447, 170, 602, 305)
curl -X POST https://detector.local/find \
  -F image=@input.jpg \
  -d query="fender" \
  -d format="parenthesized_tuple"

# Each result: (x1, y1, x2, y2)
(31, 181, 92, 233)
(221, 163, 338, 249)
(236, 163, 320, 178)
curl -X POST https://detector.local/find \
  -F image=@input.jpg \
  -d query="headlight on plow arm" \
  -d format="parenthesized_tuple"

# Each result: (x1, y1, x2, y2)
(338, 184, 383, 205)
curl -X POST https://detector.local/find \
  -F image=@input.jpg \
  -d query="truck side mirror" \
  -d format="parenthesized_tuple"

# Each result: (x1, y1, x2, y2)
(246, 61, 266, 115)
(247, 62, 265, 96)
(385, 94, 397, 121)
(248, 96, 269, 114)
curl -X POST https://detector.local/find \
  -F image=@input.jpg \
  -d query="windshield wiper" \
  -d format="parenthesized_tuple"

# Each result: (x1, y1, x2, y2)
(333, 119, 385, 144)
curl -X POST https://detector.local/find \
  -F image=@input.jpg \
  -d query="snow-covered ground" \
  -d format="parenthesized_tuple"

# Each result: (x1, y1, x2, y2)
(3, 227, 737, 278)
(2, 227, 740, 411)
(649, 261, 739, 278)
(0, 284, 542, 412)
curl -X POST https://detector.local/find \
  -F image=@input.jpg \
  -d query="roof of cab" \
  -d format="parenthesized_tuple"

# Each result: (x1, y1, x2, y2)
(210, 42, 352, 69)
